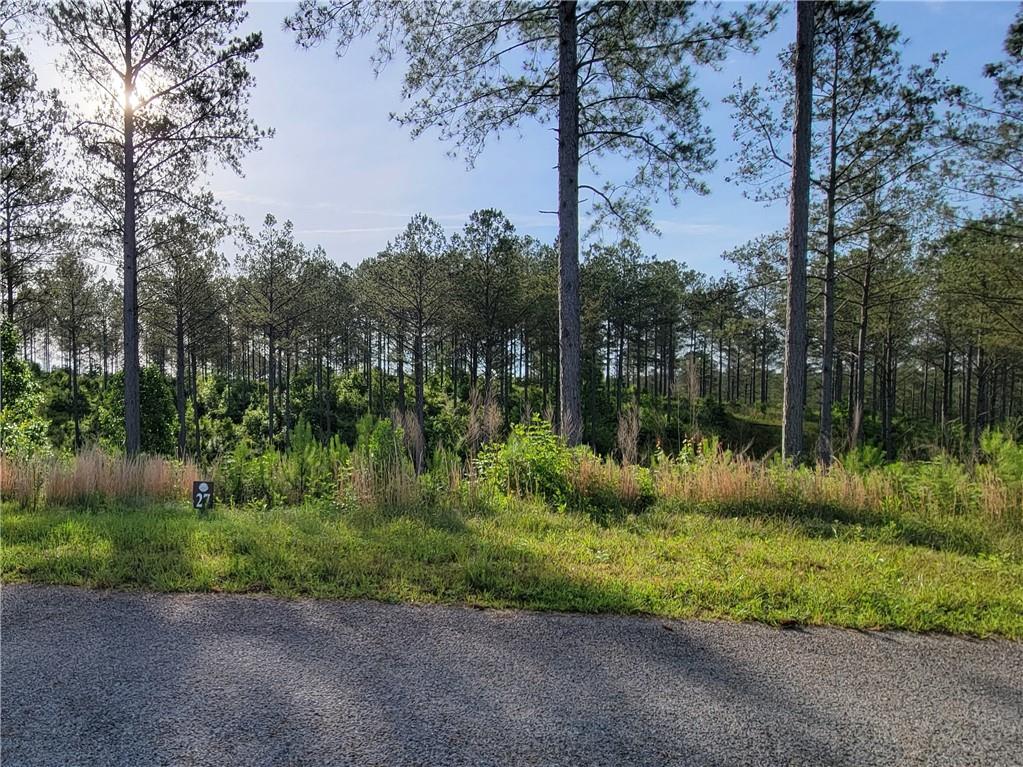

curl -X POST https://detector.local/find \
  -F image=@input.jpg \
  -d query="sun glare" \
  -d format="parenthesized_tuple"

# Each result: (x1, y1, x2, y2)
(119, 88, 140, 112)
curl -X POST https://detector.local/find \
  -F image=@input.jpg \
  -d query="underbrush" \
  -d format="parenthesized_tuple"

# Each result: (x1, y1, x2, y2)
(3, 417, 1022, 636)
(3, 416, 1022, 526)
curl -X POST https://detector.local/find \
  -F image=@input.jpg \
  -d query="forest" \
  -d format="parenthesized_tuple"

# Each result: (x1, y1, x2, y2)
(1, 1, 1022, 635)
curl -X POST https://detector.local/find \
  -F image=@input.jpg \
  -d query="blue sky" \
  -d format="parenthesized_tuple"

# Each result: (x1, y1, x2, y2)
(29, 1, 1020, 275)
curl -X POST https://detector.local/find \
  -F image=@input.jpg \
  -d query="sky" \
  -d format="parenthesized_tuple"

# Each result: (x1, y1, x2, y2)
(25, 0, 1020, 276)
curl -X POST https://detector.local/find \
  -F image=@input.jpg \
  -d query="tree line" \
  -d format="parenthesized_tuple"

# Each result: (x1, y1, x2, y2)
(2, 0, 1021, 465)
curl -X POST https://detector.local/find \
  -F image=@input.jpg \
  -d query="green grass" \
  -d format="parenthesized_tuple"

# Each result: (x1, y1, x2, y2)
(3, 496, 1021, 639)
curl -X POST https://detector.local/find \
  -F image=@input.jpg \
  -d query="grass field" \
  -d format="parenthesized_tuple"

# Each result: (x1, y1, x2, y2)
(3, 493, 1021, 638)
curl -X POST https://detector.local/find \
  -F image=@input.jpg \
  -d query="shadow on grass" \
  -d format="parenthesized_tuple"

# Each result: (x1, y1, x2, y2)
(657, 496, 1003, 557)
(3, 497, 1021, 639)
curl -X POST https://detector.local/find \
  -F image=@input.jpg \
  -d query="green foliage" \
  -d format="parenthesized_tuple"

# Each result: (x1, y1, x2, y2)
(0, 322, 50, 458)
(476, 416, 572, 504)
(99, 368, 176, 455)
(215, 420, 350, 507)
(354, 413, 407, 474)
(241, 405, 269, 443)
(1, 322, 33, 411)
(280, 419, 348, 503)
(980, 429, 1023, 488)
(842, 444, 885, 474)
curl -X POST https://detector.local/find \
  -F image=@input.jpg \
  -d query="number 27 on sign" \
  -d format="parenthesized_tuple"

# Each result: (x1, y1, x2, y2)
(193, 481, 213, 511)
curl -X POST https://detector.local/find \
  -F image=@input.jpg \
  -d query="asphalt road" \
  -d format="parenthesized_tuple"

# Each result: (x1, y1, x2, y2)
(2, 584, 1021, 766)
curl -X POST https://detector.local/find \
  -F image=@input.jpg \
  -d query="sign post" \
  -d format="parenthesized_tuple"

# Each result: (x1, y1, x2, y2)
(192, 481, 214, 513)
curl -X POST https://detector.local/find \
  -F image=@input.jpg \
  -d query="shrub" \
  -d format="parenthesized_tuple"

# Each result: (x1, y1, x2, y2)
(0, 322, 50, 458)
(570, 449, 655, 518)
(279, 418, 347, 503)
(241, 405, 269, 443)
(980, 429, 1023, 488)
(841, 444, 885, 474)
(476, 416, 572, 504)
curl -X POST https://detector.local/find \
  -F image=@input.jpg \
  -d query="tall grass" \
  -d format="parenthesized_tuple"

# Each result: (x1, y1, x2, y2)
(3, 422, 1021, 527)
(1, 448, 193, 508)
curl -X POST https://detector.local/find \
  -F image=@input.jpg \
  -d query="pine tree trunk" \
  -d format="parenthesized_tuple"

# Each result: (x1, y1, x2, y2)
(882, 324, 894, 460)
(817, 15, 841, 466)
(176, 308, 187, 458)
(122, 21, 141, 455)
(413, 320, 425, 473)
(397, 326, 406, 413)
(284, 348, 292, 443)
(3, 194, 13, 322)
(782, 0, 814, 463)
(964, 342, 974, 443)
(850, 262, 871, 448)
(557, 0, 581, 445)
(71, 324, 81, 450)
(267, 327, 276, 442)
(975, 346, 989, 446)
(190, 345, 200, 459)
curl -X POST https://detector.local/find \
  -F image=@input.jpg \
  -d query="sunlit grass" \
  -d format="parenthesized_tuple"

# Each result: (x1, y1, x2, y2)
(3, 495, 1020, 638)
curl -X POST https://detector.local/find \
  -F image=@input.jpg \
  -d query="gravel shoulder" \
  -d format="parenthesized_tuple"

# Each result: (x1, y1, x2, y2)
(2, 584, 1021, 766)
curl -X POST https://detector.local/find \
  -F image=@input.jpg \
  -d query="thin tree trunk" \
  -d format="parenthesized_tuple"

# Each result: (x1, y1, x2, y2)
(818, 31, 841, 466)
(121, 14, 141, 455)
(975, 346, 989, 447)
(190, 345, 200, 459)
(71, 325, 81, 450)
(557, 0, 581, 444)
(882, 321, 894, 460)
(782, 0, 814, 463)
(284, 348, 292, 442)
(267, 327, 276, 442)
(175, 308, 187, 458)
(964, 342, 974, 443)
(397, 325, 406, 412)
(3, 194, 13, 322)
(413, 321, 425, 473)
(850, 261, 872, 448)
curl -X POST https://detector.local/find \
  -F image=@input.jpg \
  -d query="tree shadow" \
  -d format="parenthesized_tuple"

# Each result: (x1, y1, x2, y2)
(660, 497, 1000, 557)
(5, 501, 1021, 765)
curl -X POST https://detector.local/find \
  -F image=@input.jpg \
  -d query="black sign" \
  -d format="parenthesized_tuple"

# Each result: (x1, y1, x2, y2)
(192, 481, 214, 511)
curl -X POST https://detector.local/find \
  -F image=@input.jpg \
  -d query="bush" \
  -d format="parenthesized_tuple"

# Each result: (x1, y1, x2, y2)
(214, 420, 350, 507)
(570, 449, 655, 518)
(476, 416, 572, 504)
(841, 444, 885, 474)
(980, 429, 1023, 488)
(279, 419, 348, 503)
(0, 322, 50, 458)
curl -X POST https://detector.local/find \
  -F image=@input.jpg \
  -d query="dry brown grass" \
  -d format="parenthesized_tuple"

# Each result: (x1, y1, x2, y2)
(1, 449, 191, 508)
(392, 407, 425, 472)
(3, 438, 1018, 525)
(650, 452, 892, 512)
(346, 447, 420, 512)
(571, 451, 650, 512)
(645, 447, 1023, 520)
(616, 405, 641, 465)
